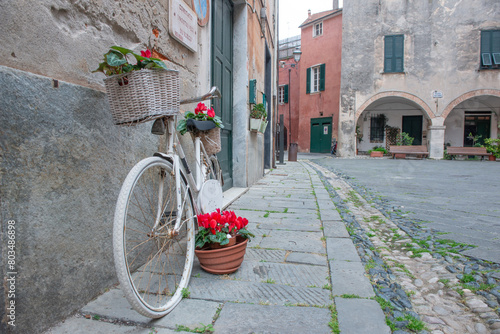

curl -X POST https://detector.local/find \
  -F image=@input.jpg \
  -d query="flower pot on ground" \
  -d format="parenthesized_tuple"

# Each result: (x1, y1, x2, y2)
(368, 146, 387, 157)
(195, 209, 254, 274)
(195, 237, 248, 274)
(484, 137, 500, 161)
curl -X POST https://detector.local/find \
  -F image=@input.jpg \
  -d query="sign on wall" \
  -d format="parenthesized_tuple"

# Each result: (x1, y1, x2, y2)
(169, 0, 198, 52)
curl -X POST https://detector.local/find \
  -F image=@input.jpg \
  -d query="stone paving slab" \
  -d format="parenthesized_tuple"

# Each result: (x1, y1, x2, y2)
(330, 261, 375, 298)
(259, 230, 325, 253)
(81, 289, 219, 329)
(257, 218, 322, 232)
(214, 303, 332, 334)
(286, 252, 328, 266)
(45, 316, 176, 334)
(323, 220, 350, 238)
(188, 278, 331, 306)
(326, 238, 362, 262)
(192, 259, 329, 287)
(335, 298, 391, 334)
(320, 209, 343, 221)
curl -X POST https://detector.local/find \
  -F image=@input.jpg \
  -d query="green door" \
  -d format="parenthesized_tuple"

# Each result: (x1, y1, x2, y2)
(212, 0, 233, 190)
(310, 117, 332, 153)
(402, 115, 423, 145)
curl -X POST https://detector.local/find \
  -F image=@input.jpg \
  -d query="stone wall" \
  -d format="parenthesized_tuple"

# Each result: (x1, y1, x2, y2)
(0, 0, 208, 332)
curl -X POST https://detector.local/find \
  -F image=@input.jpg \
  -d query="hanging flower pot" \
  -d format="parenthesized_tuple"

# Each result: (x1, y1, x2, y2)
(259, 119, 268, 133)
(195, 237, 249, 274)
(250, 117, 262, 132)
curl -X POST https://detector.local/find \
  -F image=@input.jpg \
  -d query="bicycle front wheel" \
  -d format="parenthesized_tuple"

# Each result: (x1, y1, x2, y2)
(113, 157, 195, 318)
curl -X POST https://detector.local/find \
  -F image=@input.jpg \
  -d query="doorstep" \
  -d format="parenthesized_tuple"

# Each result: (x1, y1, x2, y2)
(222, 187, 248, 209)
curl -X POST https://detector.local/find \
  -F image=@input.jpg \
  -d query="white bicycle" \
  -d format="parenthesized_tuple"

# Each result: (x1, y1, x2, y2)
(113, 87, 223, 318)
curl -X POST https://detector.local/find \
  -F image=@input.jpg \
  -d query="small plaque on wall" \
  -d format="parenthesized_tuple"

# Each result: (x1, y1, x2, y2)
(169, 0, 198, 52)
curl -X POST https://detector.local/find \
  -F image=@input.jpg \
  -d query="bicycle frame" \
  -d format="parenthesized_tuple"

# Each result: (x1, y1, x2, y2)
(151, 87, 221, 234)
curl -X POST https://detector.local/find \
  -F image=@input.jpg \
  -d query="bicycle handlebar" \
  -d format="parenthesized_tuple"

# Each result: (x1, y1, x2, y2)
(180, 86, 221, 105)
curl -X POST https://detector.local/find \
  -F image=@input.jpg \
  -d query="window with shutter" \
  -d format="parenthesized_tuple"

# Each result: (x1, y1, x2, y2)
(481, 30, 500, 69)
(307, 65, 324, 93)
(284, 84, 289, 103)
(249, 79, 256, 104)
(384, 35, 404, 73)
(313, 22, 323, 37)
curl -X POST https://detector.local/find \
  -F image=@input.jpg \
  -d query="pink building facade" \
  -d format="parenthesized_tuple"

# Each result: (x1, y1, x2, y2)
(297, 9, 343, 153)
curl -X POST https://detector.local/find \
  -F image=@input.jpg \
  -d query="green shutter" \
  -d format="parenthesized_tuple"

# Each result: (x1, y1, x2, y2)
(384, 36, 393, 72)
(284, 84, 289, 103)
(262, 93, 266, 110)
(249, 79, 256, 104)
(394, 35, 404, 72)
(319, 64, 326, 91)
(306, 67, 311, 94)
(385, 35, 404, 73)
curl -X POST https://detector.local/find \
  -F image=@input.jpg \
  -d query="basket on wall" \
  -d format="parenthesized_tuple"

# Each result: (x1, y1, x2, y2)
(104, 69, 180, 125)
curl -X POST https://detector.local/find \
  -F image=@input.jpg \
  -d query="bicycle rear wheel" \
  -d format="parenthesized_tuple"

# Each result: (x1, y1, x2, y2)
(113, 157, 195, 318)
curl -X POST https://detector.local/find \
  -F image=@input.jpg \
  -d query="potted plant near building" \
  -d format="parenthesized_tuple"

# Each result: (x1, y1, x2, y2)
(194, 209, 254, 274)
(250, 103, 266, 132)
(484, 137, 500, 161)
(368, 146, 388, 157)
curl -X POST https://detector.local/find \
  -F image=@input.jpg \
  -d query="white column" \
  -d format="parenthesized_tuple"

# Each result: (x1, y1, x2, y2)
(428, 125, 446, 159)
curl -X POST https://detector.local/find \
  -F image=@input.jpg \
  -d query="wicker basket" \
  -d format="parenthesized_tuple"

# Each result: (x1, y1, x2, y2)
(192, 128, 221, 156)
(104, 69, 180, 125)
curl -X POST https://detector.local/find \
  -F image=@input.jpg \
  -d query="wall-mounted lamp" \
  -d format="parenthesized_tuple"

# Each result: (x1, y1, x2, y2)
(292, 47, 302, 63)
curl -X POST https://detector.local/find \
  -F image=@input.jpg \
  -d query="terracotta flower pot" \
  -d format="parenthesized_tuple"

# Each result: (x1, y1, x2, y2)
(370, 151, 384, 157)
(195, 237, 248, 274)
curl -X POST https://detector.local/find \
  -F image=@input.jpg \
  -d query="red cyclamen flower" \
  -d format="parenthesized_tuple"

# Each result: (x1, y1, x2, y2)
(195, 102, 208, 115)
(207, 108, 215, 118)
(140, 50, 152, 58)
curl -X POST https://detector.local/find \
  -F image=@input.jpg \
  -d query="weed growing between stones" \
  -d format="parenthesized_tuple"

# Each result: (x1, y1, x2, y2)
(328, 304, 340, 334)
(181, 288, 191, 299)
(175, 323, 214, 333)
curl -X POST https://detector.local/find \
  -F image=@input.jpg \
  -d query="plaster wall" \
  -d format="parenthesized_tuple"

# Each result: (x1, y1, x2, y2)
(298, 12, 342, 152)
(339, 0, 500, 157)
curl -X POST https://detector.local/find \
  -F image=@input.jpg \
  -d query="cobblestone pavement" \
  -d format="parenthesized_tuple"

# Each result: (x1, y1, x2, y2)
(45, 161, 389, 334)
(309, 160, 500, 334)
(308, 156, 500, 263)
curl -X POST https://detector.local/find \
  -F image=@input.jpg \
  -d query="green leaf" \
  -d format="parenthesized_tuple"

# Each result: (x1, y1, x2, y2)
(106, 52, 126, 67)
(110, 46, 134, 55)
(152, 59, 168, 69)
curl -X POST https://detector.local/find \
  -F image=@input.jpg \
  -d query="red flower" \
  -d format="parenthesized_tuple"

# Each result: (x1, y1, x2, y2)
(207, 108, 215, 118)
(195, 102, 208, 115)
(140, 49, 152, 58)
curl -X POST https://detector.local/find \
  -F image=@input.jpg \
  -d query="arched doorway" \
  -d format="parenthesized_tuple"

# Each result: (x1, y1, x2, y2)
(355, 95, 432, 153)
(443, 91, 500, 147)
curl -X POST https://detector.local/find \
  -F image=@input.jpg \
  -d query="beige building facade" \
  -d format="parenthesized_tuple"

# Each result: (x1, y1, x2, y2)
(338, 0, 500, 159)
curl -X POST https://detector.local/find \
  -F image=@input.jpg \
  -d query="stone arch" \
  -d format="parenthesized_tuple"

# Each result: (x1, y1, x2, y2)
(442, 89, 500, 120)
(354, 91, 435, 123)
